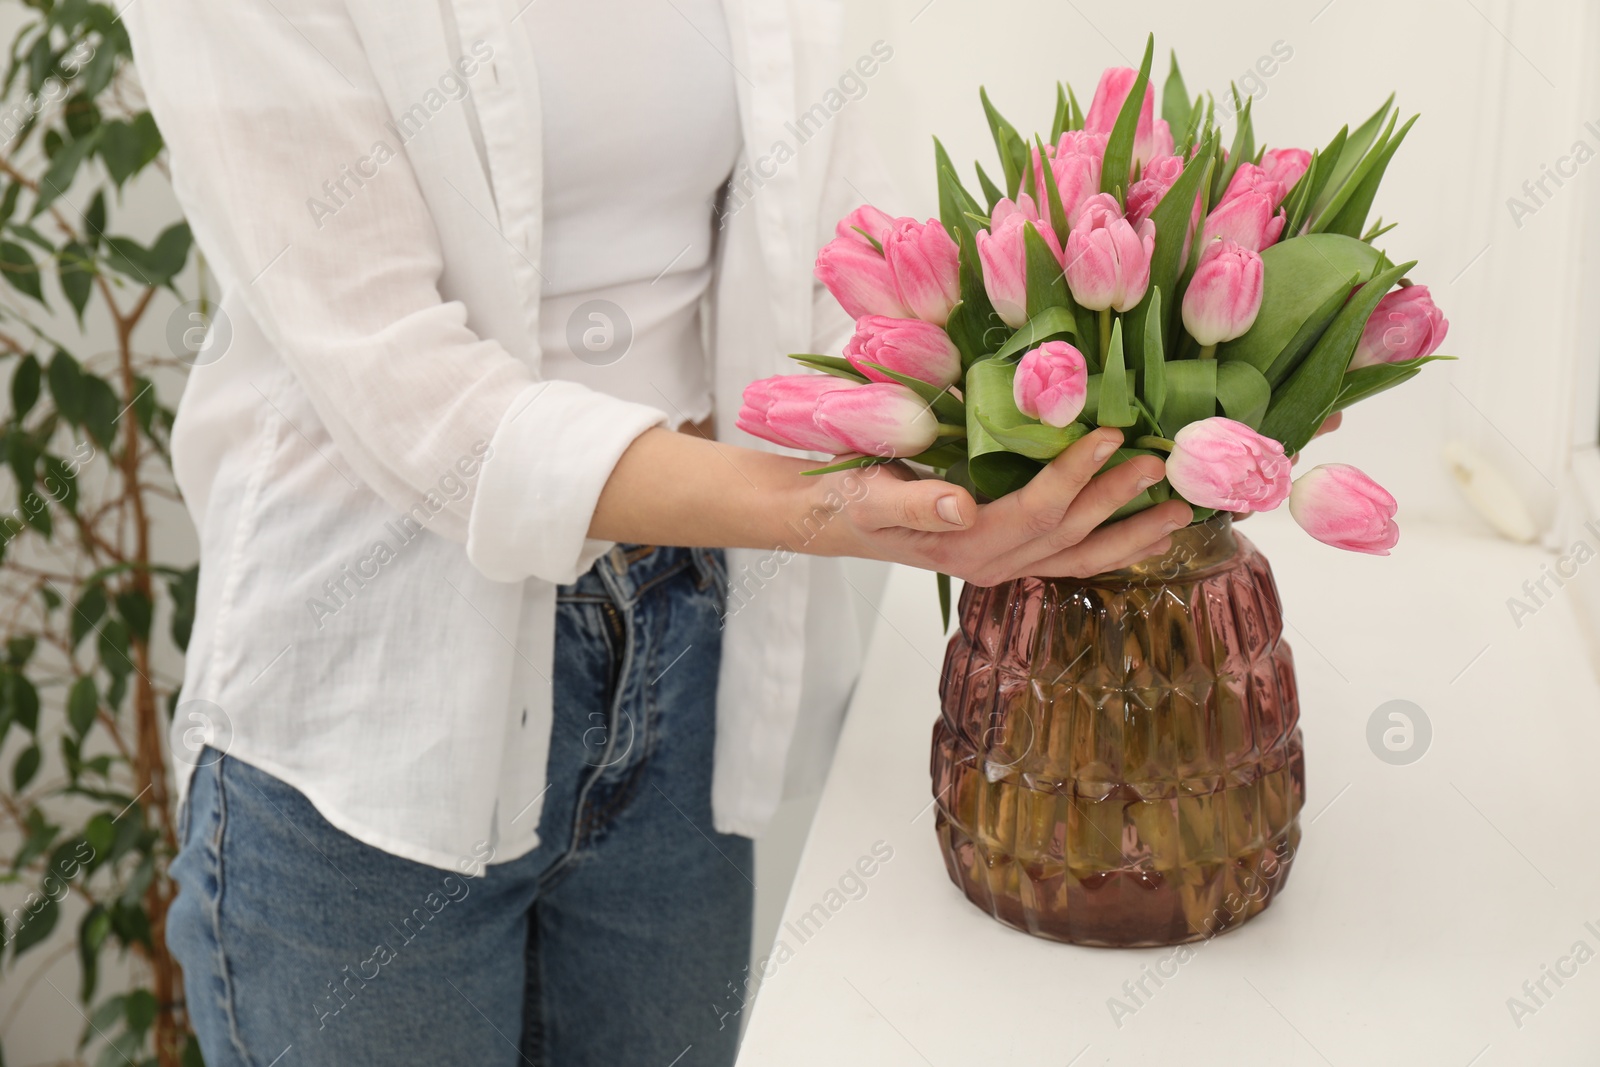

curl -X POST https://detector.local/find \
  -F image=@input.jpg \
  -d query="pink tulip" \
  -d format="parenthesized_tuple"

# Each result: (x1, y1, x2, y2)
(1165, 416, 1293, 512)
(1063, 193, 1154, 313)
(1289, 463, 1400, 555)
(977, 195, 1060, 329)
(814, 382, 941, 458)
(1218, 163, 1288, 213)
(1083, 67, 1172, 171)
(1182, 239, 1264, 346)
(1126, 153, 1204, 265)
(836, 204, 898, 246)
(1349, 285, 1449, 370)
(1033, 130, 1108, 222)
(883, 218, 961, 326)
(1260, 148, 1312, 192)
(737, 374, 854, 453)
(1013, 341, 1089, 427)
(1202, 167, 1287, 252)
(814, 225, 913, 321)
(844, 315, 962, 389)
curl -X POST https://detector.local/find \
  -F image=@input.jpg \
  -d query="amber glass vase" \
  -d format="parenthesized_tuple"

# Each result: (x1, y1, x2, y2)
(931, 516, 1304, 947)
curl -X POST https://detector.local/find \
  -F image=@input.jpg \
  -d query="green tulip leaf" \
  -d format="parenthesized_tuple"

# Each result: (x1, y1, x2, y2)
(1033, 134, 1072, 246)
(1050, 83, 1070, 142)
(1100, 34, 1155, 205)
(1212, 93, 1253, 206)
(1141, 289, 1167, 425)
(1096, 318, 1136, 427)
(1310, 94, 1394, 221)
(1215, 232, 1389, 382)
(1320, 114, 1417, 239)
(966, 356, 1089, 462)
(1024, 221, 1071, 318)
(1122, 132, 1215, 359)
(1260, 258, 1415, 454)
(789, 353, 870, 383)
(800, 454, 893, 476)
(975, 161, 1005, 213)
(1215, 360, 1271, 428)
(1161, 358, 1219, 433)
(980, 88, 1030, 199)
(1162, 51, 1192, 135)
(1334, 354, 1455, 410)
(991, 306, 1078, 362)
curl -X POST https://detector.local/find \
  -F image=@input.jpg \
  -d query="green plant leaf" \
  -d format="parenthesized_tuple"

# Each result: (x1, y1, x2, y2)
(10, 889, 56, 955)
(1320, 115, 1417, 239)
(937, 572, 952, 633)
(1310, 109, 1399, 234)
(1141, 290, 1166, 423)
(979, 88, 1029, 198)
(1215, 233, 1388, 382)
(1311, 94, 1394, 220)
(1096, 319, 1135, 426)
(68, 675, 98, 736)
(1334, 354, 1455, 410)
(787, 353, 869, 383)
(974, 161, 1004, 213)
(1023, 221, 1069, 317)
(1161, 50, 1191, 133)
(13, 743, 41, 790)
(1260, 258, 1415, 454)
(1215, 360, 1272, 428)
(966, 356, 1088, 461)
(1161, 358, 1219, 433)
(31, 126, 102, 218)
(991, 306, 1078, 362)
(58, 239, 94, 322)
(11, 354, 41, 420)
(1099, 34, 1155, 205)
(0, 240, 45, 303)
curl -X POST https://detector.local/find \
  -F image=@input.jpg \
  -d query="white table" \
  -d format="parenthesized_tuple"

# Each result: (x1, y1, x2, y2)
(736, 511, 1600, 1066)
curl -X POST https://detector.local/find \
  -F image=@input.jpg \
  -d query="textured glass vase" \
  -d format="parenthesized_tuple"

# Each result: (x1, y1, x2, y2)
(931, 516, 1304, 947)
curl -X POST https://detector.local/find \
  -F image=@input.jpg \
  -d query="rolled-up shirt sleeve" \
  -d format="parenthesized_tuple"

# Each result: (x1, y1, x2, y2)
(125, 0, 666, 587)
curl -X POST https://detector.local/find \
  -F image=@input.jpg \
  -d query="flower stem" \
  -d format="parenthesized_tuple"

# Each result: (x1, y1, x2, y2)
(1199, 343, 1217, 360)
(1133, 435, 1176, 452)
(934, 422, 968, 437)
(1098, 308, 1112, 358)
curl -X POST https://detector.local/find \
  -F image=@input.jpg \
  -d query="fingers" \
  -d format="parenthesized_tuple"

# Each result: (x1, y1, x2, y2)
(986, 449, 1166, 576)
(1005, 427, 1127, 534)
(1022, 499, 1193, 579)
(851, 473, 976, 533)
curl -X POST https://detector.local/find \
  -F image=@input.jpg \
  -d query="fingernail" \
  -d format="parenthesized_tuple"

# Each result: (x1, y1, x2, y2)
(936, 496, 964, 527)
(1136, 473, 1160, 491)
(1092, 436, 1119, 463)
(1162, 518, 1185, 534)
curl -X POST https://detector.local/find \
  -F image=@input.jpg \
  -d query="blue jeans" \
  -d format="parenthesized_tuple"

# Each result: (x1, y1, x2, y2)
(168, 545, 753, 1067)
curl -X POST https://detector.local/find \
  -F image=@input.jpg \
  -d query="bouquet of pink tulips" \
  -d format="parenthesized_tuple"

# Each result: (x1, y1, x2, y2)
(739, 35, 1451, 561)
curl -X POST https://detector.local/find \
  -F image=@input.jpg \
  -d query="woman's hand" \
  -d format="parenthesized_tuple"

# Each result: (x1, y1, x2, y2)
(812, 426, 1193, 586)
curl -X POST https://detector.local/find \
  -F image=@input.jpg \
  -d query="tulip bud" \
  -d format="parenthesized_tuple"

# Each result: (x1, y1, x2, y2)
(1013, 341, 1089, 427)
(1182, 239, 1264, 346)
(836, 204, 898, 246)
(1218, 163, 1288, 212)
(814, 382, 941, 458)
(1083, 67, 1172, 171)
(1349, 285, 1449, 370)
(1260, 148, 1312, 192)
(736, 374, 854, 453)
(977, 195, 1059, 329)
(1289, 463, 1400, 555)
(1165, 416, 1293, 512)
(1034, 131, 1108, 222)
(1202, 166, 1287, 253)
(1063, 193, 1155, 313)
(844, 315, 963, 389)
(883, 218, 961, 326)
(814, 224, 913, 321)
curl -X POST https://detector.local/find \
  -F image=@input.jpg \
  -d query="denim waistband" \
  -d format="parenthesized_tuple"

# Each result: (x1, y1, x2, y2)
(557, 544, 724, 607)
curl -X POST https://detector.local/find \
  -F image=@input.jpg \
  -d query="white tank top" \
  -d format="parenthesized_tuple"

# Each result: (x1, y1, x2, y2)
(527, 0, 741, 427)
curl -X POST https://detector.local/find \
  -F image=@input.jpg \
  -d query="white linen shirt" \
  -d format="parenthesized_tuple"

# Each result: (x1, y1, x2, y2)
(125, 0, 894, 871)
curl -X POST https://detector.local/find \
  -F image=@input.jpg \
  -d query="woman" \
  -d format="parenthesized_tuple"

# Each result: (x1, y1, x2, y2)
(126, 1, 1190, 1064)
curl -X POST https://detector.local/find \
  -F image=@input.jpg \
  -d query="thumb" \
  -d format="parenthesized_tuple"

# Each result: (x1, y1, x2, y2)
(855, 476, 975, 533)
